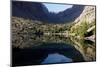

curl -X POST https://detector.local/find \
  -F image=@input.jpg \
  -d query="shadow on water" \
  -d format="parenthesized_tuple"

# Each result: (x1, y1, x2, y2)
(12, 35, 96, 66)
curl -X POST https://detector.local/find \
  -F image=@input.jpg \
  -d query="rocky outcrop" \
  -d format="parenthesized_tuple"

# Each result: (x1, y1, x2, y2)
(74, 6, 96, 25)
(70, 6, 96, 42)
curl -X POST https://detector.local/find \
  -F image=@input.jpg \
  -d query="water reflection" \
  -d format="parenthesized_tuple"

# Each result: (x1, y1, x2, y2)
(41, 53, 73, 64)
(70, 37, 96, 61)
(12, 35, 96, 66)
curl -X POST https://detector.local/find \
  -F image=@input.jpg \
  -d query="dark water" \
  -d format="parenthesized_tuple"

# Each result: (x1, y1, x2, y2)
(12, 35, 96, 66)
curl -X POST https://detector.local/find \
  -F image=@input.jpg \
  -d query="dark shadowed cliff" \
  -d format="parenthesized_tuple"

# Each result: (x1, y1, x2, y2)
(12, 1, 49, 22)
(12, 1, 85, 23)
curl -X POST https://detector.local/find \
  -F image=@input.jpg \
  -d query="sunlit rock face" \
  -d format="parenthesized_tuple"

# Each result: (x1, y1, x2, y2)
(74, 6, 96, 25)
(70, 6, 96, 41)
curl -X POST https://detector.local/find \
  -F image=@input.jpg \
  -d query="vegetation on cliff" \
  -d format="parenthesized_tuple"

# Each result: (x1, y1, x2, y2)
(69, 6, 96, 40)
(69, 19, 95, 39)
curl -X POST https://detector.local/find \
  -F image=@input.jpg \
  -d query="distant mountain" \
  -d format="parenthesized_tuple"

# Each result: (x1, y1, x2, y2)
(12, 1, 49, 21)
(12, 1, 85, 23)
(57, 5, 84, 22)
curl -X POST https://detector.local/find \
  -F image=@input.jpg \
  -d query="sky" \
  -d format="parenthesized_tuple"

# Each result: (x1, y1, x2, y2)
(43, 3, 73, 13)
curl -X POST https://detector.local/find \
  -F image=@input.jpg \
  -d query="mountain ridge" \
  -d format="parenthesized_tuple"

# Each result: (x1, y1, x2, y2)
(12, 1, 85, 23)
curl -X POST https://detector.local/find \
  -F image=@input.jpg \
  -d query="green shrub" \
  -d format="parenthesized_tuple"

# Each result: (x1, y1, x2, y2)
(70, 20, 89, 38)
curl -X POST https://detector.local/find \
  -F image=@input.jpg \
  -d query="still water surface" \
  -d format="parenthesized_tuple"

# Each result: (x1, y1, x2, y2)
(12, 35, 96, 66)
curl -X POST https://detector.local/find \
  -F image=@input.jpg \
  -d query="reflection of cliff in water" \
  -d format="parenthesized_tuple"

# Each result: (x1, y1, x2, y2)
(70, 37, 96, 61)
(12, 35, 96, 66)
(12, 34, 74, 48)
(12, 43, 84, 66)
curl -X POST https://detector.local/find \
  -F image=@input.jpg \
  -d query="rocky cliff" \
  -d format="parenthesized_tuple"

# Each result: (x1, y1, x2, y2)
(74, 6, 96, 25)
(70, 6, 96, 40)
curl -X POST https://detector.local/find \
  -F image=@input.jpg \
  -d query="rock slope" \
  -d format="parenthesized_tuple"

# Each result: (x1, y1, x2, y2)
(74, 6, 96, 25)
(70, 6, 96, 41)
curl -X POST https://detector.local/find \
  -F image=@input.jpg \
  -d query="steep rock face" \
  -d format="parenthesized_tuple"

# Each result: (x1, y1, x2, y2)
(70, 6, 96, 40)
(74, 6, 96, 25)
